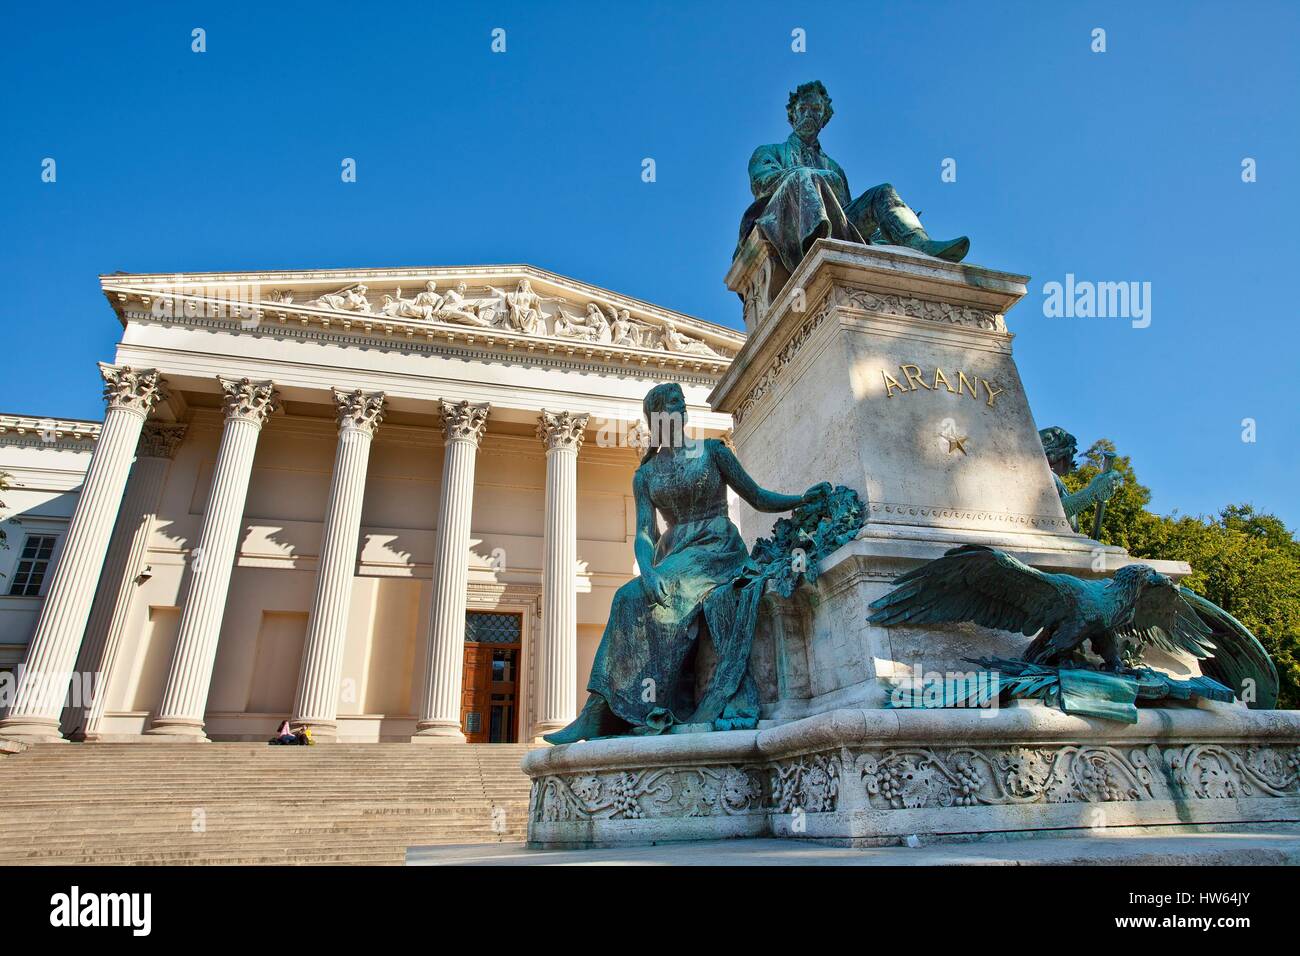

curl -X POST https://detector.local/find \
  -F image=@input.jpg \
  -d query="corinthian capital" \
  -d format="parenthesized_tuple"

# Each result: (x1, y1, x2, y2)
(99, 364, 166, 415)
(218, 376, 278, 426)
(439, 400, 490, 444)
(334, 388, 386, 435)
(137, 421, 189, 459)
(537, 409, 590, 452)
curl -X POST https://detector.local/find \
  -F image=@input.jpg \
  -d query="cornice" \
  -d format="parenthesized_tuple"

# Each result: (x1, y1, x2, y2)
(0, 415, 102, 447)
(113, 308, 731, 388)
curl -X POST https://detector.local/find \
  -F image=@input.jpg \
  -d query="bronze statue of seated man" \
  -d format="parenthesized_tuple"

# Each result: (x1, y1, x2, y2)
(736, 80, 969, 273)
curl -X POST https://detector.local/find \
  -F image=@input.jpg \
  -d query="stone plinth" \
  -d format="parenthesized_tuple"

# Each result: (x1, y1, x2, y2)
(714, 239, 1195, 715)
(524, 704, 1300, 848)
(716, 238, 1089, 553)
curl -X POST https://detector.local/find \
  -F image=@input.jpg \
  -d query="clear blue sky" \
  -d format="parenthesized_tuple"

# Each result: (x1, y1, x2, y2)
(3, 1, 1297, 527)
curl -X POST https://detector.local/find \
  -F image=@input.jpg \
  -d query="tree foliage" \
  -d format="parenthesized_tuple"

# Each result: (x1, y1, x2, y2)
(1063, 440, 1300, 708)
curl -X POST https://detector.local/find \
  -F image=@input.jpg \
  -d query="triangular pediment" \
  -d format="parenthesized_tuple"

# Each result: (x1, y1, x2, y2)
(100, 264, 743, 372)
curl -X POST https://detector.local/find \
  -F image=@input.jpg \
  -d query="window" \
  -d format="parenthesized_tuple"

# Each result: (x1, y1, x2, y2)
(465, 610, 522, 644)
(8, 534, 57, 597)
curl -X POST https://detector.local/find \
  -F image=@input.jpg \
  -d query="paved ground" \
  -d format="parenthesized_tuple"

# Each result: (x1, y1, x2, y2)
(407, 832, 1300, 866)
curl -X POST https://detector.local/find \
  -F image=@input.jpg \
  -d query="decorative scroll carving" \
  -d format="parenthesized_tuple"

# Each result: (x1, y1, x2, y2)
(217, 376, 278, 426)
(742, 256, 774, 331)
(537, 409, 590, 453)
(136, 422, 188, 459)
(842, 287, 1003, 332)
(333, 388, 386, 435)
(855, 742, 1300, 809)
(732, 302, 831, 427)
(526, 741, 1300, 831)
(439, 399, 489, 444)
(99, 365, 166, 415)
(531, 765, 768, 823)
(771, 752, 841, 812)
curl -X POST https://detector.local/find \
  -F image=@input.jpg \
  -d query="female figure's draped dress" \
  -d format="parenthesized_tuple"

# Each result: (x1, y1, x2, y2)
(585, 439, 759, 731)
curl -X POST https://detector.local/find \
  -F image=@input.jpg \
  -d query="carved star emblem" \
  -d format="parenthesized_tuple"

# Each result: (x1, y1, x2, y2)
(945, 433, 969, 455)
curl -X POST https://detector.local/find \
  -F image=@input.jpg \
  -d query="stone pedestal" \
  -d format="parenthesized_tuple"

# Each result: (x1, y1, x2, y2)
(714, 238, 1187, 706)
(523, 240, 1299, 849)
(524, 705, 1300, 848)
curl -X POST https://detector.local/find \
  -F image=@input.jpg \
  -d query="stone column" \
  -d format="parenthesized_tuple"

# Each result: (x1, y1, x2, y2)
(532, 409, 588, 741)
(413, 400, 489, 743)
(69, 421, 188, 740)
(147, 377, 277, 740)
(292, 389, 385, 741)
(0, 365, 165, 743)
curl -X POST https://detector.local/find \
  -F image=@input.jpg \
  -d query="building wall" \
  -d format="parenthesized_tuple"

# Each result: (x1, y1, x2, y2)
(0, 426, 98, 673)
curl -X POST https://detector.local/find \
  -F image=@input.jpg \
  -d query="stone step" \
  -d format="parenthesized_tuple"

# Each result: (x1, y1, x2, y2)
(2, 741, 539, 865)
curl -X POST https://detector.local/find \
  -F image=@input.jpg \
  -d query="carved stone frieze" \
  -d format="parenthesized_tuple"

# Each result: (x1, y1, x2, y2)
(527, 741, 1300, 827)
(271, 279, 728, 356)
(771, 751, 841, 813)
(732, 301, 831, 428)
(530, 765, 768, 823)
(854, 742, 1300, 810)
(841, 287, 1004, 332)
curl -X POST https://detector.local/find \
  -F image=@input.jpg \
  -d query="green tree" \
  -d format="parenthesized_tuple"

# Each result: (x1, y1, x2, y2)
(1064, 440, 1300, 709)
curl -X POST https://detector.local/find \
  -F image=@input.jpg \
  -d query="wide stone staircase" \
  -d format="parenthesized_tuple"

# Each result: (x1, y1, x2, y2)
(0, 742, 538, 865)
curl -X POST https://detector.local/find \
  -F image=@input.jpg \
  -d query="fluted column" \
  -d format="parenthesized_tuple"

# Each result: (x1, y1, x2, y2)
(147, 377, 277, 740)
(68, 421, 188, 740)
(413, 399, 489, 743)
(292, 389, 385, 741)
(532, 409, 588, 741)
(0, 365, 165, 742)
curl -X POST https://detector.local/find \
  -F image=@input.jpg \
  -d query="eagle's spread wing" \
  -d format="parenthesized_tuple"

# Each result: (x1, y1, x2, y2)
(1178, 589, 1279, 709)
(1123, 577, 1217, 660)
(868, 545, 1075, 636)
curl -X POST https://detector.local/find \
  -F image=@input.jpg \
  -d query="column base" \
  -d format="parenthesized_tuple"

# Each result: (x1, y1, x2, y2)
(411, 721, 467, 744)
(0, 715, 69, 744)
(144, 717, 210, 742)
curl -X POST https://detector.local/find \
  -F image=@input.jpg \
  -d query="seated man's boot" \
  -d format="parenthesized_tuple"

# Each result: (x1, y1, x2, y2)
(880, 205, 970, 263)
(543, 693, 621, 745)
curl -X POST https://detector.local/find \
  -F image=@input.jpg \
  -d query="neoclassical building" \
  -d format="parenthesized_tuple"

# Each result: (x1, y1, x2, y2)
(0, 265, 742, 743)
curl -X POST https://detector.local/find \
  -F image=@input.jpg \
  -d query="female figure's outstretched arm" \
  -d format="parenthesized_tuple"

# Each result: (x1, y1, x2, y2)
(710, 439, 828, 513)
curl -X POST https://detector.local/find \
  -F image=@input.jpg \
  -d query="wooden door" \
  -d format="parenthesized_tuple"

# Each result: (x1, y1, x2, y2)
(460, 644, 493, 743)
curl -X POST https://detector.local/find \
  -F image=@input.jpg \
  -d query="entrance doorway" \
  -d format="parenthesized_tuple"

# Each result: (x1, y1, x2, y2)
(461, 611, 523, 743)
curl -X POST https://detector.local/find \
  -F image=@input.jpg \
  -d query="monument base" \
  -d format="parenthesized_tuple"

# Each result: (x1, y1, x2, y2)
(523, 704, 1300, 848)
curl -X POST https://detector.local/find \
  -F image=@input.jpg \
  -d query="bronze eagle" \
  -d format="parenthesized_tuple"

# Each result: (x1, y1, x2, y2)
(867, 545, 1278, 708)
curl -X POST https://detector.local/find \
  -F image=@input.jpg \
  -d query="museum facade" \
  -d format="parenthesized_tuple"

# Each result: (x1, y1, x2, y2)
(0, 265, 742, 744)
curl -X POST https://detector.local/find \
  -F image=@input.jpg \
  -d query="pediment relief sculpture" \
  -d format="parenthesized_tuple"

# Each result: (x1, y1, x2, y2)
(273, 277, 728, 356)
